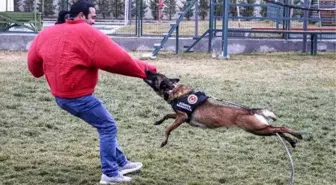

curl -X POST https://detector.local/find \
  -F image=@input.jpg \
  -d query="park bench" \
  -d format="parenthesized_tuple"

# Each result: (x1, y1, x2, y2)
(249, 27, 336, 55)
(0, 12, 42, 32)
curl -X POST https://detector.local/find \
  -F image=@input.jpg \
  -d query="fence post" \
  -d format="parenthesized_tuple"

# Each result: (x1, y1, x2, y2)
(195, 0, 199, 37)
(140, 0, 143, 36)
(136, 0, 138, 36)
(41, 0, 45, 19)
(125, 0, 129, 25)
(302, 0, 308, 52)
(61, 0, 68, 10)
(136, 0, 141, 37)
(221, 0, 230, 59)
(176, 25, 179, 54)
(208, 0, 214, 53)
(283, 0, 289, 39)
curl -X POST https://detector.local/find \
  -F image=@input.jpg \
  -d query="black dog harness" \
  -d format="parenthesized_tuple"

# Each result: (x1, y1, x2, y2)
(170, 91, 208, 122)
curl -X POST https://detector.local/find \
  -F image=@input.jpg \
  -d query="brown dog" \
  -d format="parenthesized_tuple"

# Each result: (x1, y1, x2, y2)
(144, 70, 303, 148)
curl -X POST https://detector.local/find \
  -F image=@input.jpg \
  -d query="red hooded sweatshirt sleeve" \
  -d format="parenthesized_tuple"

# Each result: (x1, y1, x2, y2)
(91, 31, 156, 78)
(27, 19, 156, 98)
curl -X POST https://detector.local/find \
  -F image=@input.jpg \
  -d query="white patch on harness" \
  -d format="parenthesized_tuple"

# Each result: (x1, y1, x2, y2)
(187, 94, 198, 104)
(254, 114, 269, 125)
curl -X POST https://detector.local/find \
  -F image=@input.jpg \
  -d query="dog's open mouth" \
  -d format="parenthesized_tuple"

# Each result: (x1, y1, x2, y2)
(144, 70, 179, 100)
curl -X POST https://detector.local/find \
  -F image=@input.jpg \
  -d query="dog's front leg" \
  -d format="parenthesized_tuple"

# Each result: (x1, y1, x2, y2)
(161, 112, 187, 147)
(154, 113, 177, 125)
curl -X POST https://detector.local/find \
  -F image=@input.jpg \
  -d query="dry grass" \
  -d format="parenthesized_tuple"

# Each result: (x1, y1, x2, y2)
(0, 50, 335, 185)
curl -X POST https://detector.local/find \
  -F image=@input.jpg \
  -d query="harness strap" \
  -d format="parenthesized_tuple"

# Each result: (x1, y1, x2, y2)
(170, 91, 208, 122)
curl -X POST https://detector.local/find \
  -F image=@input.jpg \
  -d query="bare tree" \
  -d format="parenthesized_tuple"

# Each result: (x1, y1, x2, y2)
(163, 0, 177, 20)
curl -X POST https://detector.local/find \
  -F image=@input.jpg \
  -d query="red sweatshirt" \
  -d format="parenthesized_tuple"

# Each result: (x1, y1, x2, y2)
(28, 19, 156, 98)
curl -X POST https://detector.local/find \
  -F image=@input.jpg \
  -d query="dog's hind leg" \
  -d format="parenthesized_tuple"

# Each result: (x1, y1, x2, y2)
(240, 115, 302, 147)
(255, 125, 303, 140)
(155, 113, 177, 125)
(278, 133, 297, 148)
(268, 125, 302, 139)
(160, 112, 187, 147)
(248, 125, 302, 148)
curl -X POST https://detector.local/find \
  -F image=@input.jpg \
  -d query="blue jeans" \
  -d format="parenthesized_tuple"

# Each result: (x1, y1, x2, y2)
(55, 94, 128, 177)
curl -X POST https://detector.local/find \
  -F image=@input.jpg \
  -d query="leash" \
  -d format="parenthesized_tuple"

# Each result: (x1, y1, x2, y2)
(208, 95, 250, 109)
(276, 133, 295, 185)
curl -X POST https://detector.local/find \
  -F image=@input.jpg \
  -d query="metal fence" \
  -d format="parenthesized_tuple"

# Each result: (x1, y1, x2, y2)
(0, 0, 335, 38)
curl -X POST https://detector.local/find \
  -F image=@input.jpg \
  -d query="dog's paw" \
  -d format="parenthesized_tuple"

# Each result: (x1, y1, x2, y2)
(295, 132, 303, 140)
(154, 121, 162, 125)
(160, 141, 167, 147)
(290, 139, 297, 148)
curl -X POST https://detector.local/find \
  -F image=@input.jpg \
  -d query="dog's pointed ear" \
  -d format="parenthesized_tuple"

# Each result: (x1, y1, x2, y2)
(144, 69, 155, 86)
(170, 78, 180, 84)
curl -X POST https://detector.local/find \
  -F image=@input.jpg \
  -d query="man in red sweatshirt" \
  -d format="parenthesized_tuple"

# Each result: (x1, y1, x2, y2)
(27, 1, 156, 184)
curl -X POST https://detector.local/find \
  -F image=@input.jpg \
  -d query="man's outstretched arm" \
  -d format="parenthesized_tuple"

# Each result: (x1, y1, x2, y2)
(91, 31, 156, 78)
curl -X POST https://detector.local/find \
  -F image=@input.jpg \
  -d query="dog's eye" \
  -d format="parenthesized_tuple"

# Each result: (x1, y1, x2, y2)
(160, 83, 169, 90)
(163, 93, 169, 101)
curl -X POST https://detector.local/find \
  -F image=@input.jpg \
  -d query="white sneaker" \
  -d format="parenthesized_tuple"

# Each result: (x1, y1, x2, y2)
(119, 161, 143, 175)
(99, 173, 132, 184)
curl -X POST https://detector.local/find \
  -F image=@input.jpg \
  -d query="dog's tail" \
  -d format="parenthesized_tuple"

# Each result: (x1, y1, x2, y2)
(252, 109, 277, 121)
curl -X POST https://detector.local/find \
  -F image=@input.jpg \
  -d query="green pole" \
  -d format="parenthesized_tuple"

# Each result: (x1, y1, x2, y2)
(140, 0, 143, 36)
(195, 0, 198, 37)
(136, 0, 139, 36)
(220, 0, 230, 59)
(176, 25, 179, 54)
(136, 0, 142, 37)
(302, 0, 308, 52)
(34, 0, 37, 31)
(42, 0, 45, 17)
(62, 0, 68, 10)
(208, 0, 214, 53)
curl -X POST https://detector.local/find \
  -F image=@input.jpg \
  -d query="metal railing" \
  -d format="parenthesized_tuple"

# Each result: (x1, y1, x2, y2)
(0, 0, 335, 39)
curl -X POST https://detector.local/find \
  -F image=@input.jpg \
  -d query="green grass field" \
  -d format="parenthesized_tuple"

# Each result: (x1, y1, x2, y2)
(0, 51, 335, 185)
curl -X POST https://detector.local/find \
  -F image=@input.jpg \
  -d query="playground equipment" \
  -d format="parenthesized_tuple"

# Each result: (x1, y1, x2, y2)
(0, 12, 42, 32)
(185, 0, 230, 59)
(0, 0, 42, 32)
(320, 0, 336, 26)
(151, 0, 197, 57)
(151, 0, 335, 58)
(151, 0, 230, 59)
